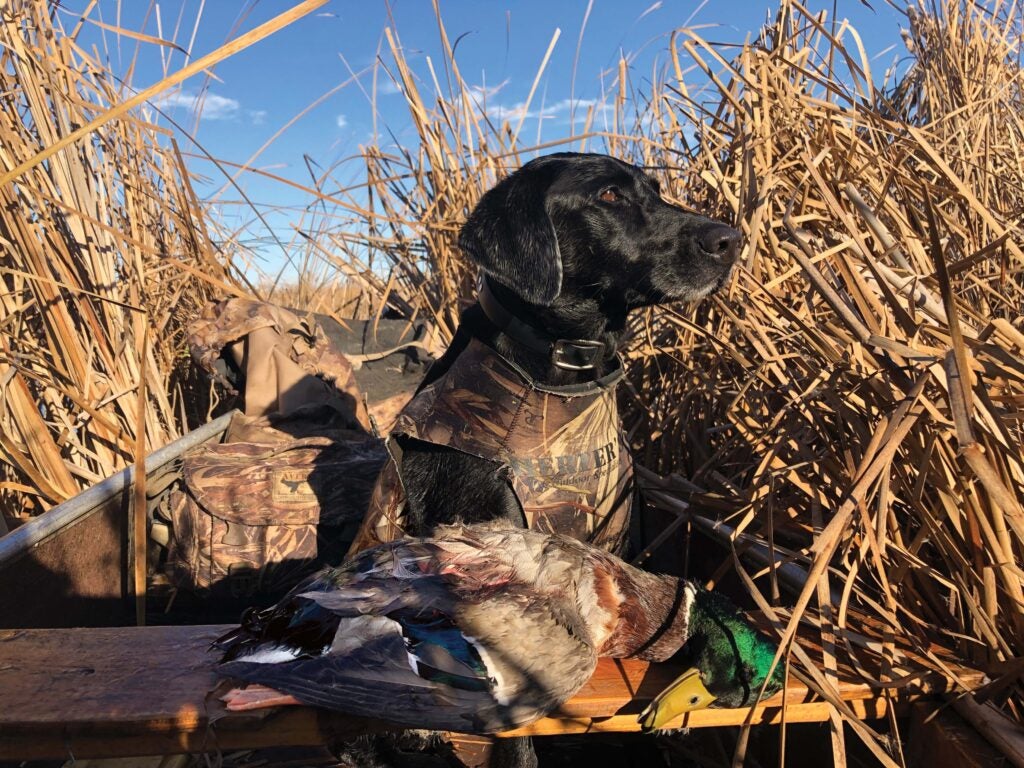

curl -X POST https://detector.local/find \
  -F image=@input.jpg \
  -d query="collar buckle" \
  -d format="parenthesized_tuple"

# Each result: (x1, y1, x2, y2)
(551, 339, 606, 371)
(478, 278, 608, 372)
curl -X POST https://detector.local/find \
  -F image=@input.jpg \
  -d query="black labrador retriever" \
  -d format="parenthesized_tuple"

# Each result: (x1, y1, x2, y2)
(375, 152, 739, 543)
(346, 152, 739, 768)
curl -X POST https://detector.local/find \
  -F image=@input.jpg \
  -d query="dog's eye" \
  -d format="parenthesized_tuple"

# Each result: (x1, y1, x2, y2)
(598, 187, 623, 204)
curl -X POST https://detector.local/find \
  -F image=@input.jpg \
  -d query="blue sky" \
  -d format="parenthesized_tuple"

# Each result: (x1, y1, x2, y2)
(58, 0, 910, 279)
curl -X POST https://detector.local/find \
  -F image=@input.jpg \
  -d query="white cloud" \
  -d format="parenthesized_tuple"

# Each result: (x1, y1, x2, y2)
(637, 1, 662, 21)
(377, 79, 402, 95)
(560, 98, 615, 119)
(476, 96, 612, 124)
(247, 109, 267, 126)
(336, 114, 348, 129)
(482, 100, 547, 122)
(469, 79, 510, 101)
(157, 90, 240, 120)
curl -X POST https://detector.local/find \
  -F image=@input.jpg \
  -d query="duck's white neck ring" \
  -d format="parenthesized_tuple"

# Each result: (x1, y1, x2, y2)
(633, 580, 697, 663)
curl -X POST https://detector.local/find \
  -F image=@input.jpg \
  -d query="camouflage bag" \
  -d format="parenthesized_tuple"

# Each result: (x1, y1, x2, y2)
(160, 298, 390, 598)
(164, 434, 384, 597)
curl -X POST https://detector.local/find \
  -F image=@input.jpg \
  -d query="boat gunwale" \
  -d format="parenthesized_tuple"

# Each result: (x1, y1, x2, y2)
(0, 410, 237, 566)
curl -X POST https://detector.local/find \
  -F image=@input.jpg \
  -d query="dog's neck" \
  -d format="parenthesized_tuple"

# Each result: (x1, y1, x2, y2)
(473, 279, 626, 387)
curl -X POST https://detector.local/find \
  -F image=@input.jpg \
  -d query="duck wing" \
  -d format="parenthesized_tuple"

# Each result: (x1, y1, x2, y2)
(215, 538, 598, 733)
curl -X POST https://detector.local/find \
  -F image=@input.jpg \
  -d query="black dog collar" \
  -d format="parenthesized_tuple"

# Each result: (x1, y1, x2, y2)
(478, 279, 607, 372)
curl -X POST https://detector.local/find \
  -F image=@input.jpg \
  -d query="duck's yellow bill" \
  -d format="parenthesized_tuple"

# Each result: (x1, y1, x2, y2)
(637, 667, 717, 732)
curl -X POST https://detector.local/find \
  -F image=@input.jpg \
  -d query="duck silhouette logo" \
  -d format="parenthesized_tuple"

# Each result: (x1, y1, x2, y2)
(271, 469, 316, 502)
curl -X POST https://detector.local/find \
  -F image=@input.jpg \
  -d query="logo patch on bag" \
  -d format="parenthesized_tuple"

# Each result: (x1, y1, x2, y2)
(272, 468, 317, 502)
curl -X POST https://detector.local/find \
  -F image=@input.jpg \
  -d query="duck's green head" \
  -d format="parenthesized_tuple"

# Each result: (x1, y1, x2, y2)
(639, 586, 784, 731)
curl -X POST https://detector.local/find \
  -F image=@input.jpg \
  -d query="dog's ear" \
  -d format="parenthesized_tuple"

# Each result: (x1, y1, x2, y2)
(458, 165, 562, 306)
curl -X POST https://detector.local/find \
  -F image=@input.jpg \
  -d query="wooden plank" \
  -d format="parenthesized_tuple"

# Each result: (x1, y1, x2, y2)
(446, 734, 497, 768)
(0, 625, 983, 760)
(907, 702, 1010, 768)
(951, 696, 1024, 768)
(506, 697, 899, 736)
(0, 625, 384, 760)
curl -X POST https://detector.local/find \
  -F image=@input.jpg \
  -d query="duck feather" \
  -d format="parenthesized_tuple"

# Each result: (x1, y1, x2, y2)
(216, 528, 605, 732)
(216, 526, 781, 733)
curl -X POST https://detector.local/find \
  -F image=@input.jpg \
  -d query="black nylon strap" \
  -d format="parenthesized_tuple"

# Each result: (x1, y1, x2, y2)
(477, 279, 608, 372)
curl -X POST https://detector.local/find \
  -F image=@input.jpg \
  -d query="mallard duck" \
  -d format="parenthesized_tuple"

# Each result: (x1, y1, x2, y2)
(215, 526, 782, 733)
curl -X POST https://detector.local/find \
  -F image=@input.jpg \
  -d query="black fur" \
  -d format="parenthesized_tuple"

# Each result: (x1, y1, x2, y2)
(398, 152, 740, 540)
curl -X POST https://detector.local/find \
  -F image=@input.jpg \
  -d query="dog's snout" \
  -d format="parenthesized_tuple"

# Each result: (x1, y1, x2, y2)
(698, 225, 742, 264)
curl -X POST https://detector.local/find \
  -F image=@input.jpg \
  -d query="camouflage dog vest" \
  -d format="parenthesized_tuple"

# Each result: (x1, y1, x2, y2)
(350, 337, 634, 554)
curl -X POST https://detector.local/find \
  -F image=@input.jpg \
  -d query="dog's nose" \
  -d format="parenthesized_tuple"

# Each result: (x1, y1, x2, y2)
(698, 225, 742, 264)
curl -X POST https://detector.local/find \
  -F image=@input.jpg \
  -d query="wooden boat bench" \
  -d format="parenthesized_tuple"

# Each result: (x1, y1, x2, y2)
(0, 624, 983, 761)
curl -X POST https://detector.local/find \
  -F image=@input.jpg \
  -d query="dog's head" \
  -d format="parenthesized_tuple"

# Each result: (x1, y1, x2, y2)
(459, 152, 740, 310)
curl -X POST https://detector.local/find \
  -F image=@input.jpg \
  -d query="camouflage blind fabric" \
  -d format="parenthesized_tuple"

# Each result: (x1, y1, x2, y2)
(350, 338, 634, 555)
(189, 298, 369, 431)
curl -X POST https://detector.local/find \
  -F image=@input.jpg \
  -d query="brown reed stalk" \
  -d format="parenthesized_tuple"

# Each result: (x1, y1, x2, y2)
(0, 0, 247, 521)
